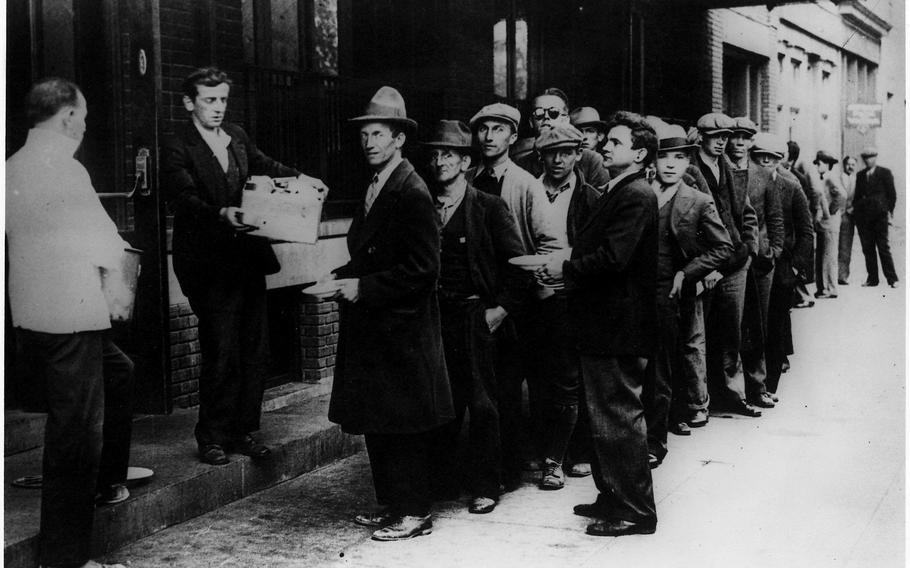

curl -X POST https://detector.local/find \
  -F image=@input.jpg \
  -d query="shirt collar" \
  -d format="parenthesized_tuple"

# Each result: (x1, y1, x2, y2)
(436, 178, 468, 208)
(372, 154, 404, 191)
(652, 179, 681, 208)
(605, 168, 639, 193)
(540, 171, 577, 194)
(699, 149, 719, 167)
(481, 159, 511, 181)
(193, 117, 232, 149)
(26, 127, 82, 157)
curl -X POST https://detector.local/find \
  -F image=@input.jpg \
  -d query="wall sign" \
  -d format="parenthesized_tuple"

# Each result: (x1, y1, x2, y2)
(846, 103, 882, 134)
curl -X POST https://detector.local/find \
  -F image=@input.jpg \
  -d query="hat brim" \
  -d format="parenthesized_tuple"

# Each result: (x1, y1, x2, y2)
(658, 142, 699, 153)
(731, 128, 757, 136)
(537, 142, 582, 152)
(573, 121, 608, 130)
(348, 115, 418, 131)
(700, 128, 734, 135)
(419, 141, 474, 150)
(751, 150, 784, 159)
(469, 115, 519, 129)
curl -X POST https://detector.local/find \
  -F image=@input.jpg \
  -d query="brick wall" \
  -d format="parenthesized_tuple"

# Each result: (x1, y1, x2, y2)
(706, 10, 725, 113)
(298, 296, 340, 382)
(169, 304, 201, 408)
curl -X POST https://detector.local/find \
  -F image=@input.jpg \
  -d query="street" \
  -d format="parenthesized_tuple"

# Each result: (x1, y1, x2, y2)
(107, 254, 905, 568)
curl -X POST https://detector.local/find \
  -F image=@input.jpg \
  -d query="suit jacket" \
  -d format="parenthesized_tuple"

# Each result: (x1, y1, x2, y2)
(516, 147, 610, 191)
(445, 184, 531, 315)
(668, 183, 733, 284)
(329, 159, 453, 434)
(773, 166, 814, 287)
(729, 159, 784, 264)
(853, 165, 896, 219)
(467, 159, 542, 255)
(563, 169, 658, 357)
(162, 121, 298, 297)
(688, 155, 759, 275)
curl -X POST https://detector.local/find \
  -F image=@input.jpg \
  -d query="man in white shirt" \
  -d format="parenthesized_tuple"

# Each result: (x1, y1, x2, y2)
(6, 77, 132, 568)
(837, 155, 858, 284)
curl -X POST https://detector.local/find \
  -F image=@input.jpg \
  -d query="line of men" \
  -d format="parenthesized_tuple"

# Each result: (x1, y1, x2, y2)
(324, 85, 872, 542)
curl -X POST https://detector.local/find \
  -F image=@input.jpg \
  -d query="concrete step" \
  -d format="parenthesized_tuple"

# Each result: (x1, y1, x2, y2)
(4, 385, 362, 568)
(4, 411, 45, 457)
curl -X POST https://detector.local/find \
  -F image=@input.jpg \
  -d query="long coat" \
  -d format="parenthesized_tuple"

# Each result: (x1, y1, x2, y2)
(773, 167, 814, 287)
(329, 159, 454, 434)
(668, 183, 733, 284)
(852, 165, 895, 220)
(563, 170, 658, 357)
(162, 122, 298, 297)
(729, 160, 784, 265)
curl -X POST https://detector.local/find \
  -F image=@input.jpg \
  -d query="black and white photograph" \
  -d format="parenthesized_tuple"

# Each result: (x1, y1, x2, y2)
(3, 1, 906, 566)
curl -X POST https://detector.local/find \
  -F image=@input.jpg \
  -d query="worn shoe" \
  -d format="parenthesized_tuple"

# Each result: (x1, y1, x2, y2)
(838, 279, 849, 285)
(354, 509, 397, 527)
(371, 515, 432, 541)
(769, 392, 780, 403)
(750, 392, 776, 408)
(234, 434, 271, 459)
(862, 280, 879, 287)
(567, 462, 592, 477)
(469, 496, 497, 514)
(815, 292, 838, 299)
(199, 444, 229, 466)
(687, 410, 709, 428)
(889, 281, 899, 288)
(573, 502, 606, 518)
(729, 399, 762, 417)
(586, 518, 656, 537)
(96, 484, 129, 505)
(793, 300, 815, 308)
(669, 421, 691, 436)
(648, 453, 663, 469)
(540, 459, 565, 490)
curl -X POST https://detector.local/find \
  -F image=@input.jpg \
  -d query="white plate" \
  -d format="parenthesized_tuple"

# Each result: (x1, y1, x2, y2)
(302, 281, 342, 299)
(126, 466, 155, 484)
(508, 255, 550, 270)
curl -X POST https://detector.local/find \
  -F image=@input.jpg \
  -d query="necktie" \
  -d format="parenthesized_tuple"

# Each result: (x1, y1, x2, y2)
(364, 174, 380, 215)
(474, 169, 502, 197)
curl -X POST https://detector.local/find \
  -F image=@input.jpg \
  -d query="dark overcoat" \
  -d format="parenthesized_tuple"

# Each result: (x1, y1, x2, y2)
(773, 167, 814, 287)
(669, 183, 734, 284)
(329, 159, 454, 434)
(563, 170, 658, 357)
(853, 165, 896, 220)
(162, 122, 298, 297)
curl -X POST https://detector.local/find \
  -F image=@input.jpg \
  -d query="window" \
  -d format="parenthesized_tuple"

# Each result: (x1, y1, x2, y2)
(493, 16, 528, 100)
(723, 46, 766, 123)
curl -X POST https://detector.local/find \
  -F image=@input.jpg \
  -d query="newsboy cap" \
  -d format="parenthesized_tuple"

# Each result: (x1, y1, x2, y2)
(696, 113, 736, 135)
(860, 146, 878, 158)
(731, 117, 758, 136)
(469, 103, 521, 131)
(814, 150, 838, 166)
(510, 136, 536, 161)
(348, 86, 417, 131)
(421, 119, 473, 150)
(569, 107, 607, 130)
(534, 124, 584, 152)
(750, 132, 785, 159)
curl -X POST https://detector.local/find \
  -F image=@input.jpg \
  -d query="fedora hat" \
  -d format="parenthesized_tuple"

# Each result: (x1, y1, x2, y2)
(348, 86, 418, 131)
(570, 107, 607, 130)
(860, 145, 878, 158)
(421, 120, 473, 150)
(655, 122, 699, 153)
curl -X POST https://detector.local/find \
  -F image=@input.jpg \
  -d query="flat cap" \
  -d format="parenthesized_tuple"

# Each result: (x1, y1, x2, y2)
(750, 132, 785, 159)
(510, 136, 536, 160)
(569, 106, 607, 130)
(860, 145, 878, 158)
(814, 150, 838, 165)
(535, 124, 584, 152)
(696, 112, 736, 134)
(470, 103, 521, 131)
(731, 116, 758, 135)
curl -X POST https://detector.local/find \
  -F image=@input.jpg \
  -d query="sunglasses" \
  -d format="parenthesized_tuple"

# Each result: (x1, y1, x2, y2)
(531, 107, 567, 121)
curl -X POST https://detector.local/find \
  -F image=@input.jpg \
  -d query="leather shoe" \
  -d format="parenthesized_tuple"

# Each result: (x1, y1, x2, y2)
(199, 444, 229, 466)
(573, 502, 605, 518)
(540, 458, 565, 490)
(669, 421, 691, 436)
(687, 410, 709, 428)
(889, 281, 899, 288)
(371, 515, 432, 541)
(234, 434, 271, 459)
(354, 509, 397, 527)
(838, 279, 849, 285)
(769, 392, 779, 403)
(750, 392, 776, 408)
(862, 280, 879, 287)
(567, 462, 592, 477)
(469, 496, 496, 514)
(793, 300, 815, 308)
(648, 453, 663, 469)
(729, 399, 762, 417)
(586, 518, 656, 537)
(815, 292, 837, 299)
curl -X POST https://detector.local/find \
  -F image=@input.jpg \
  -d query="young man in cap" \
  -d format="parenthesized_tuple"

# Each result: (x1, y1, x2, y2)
(466, 102, 546, 487)
(643, 122, 732, 467)
(526, 124, 599, 490)
(853, 146, 898, 288)
(422, 119, 528, 515)
(811, 150, 847, 298)
(837, 156, 858, 285)
(783, 140, 818, 308)
(541, 111, 658, 536)
(163, 67, 325, 465)
(750, 134, 813, 397)
(687, 113, 762, 418)
(727, 117, 783, 409)
(570, 106, 608, 155)
(515, 88, 610, 190)
(328, 86, 453, 541)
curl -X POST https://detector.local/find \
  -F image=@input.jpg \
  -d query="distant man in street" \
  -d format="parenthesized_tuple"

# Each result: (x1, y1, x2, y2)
(163, 67, 323, 466)
(6, 77, 133, 568)
(837, 155, 858, 285)
(423, 119, 528, 515)
(542, 111, 659, 537)
(853, 146, 898, 288)
(329, 87, 453, 541)
(515, 87, 610, 190)
(811, 150, 847, 298)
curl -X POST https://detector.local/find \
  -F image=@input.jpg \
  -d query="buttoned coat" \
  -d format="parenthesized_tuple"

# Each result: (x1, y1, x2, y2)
(852, 165, 895, 220)
(729, 160, 784, 264)
(329, 159, 454, 434)
(563, 170, 658, 357)
(163, 122, 298, 297)
(467, 159, 542, 255)
(668, 183, 733, 284)
(773, 167, 814, 287)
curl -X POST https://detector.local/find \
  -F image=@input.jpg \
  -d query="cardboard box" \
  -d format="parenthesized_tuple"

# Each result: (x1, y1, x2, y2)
(241, 176, 327, 243)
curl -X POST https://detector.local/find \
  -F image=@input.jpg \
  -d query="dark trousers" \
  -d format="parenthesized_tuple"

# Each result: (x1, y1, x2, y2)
(765, 278, 794, 394)
(580, 353, 656, 523)
(17, 329, 134, 568)
(186, 270, 270, 448)
(857, 213, 898, 285)
(703, 260, 750, 404)
(838, 212, 856, 282)
(741, 266, 774, 398)
(536, 294, 580, 464)
(431, 300, 502, 499)
(365, 431, 432, 516)
(644, 300, 679, 460)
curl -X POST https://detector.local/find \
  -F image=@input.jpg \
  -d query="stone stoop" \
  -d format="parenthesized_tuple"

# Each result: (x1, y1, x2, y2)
(4, 385, 362, 568)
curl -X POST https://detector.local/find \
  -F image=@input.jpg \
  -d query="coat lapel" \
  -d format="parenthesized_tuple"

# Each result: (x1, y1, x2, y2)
(183, 122, 231, 204)
(349, 159, 412, 254)
(579, 169, 645, 234)
(670, 184, 697, 237)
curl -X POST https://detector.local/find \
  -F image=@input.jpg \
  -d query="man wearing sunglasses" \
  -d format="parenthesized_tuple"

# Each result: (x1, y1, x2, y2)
(514, 88, 610, 191)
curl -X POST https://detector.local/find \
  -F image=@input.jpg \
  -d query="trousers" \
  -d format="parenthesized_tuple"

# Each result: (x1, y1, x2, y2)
(856, 213, 898, 285)
(702, 260, 750, 403)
